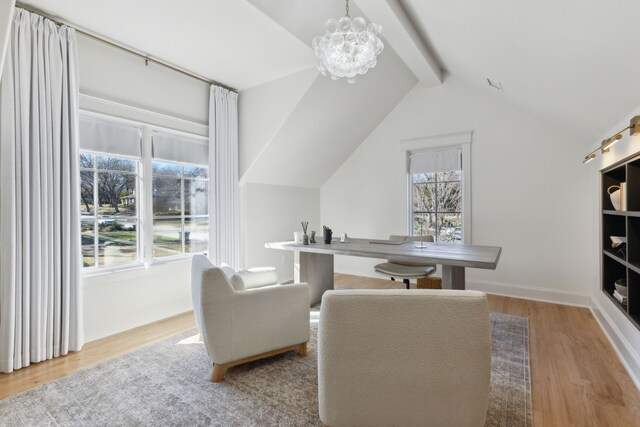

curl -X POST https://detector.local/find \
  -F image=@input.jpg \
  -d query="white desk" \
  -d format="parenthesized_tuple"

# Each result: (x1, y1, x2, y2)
(265, 238, 502, 305)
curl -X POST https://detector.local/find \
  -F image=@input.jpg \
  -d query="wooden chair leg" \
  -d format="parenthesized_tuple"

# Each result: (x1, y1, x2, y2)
(211, 363, 228, 382)
(298, 342, 308, 357)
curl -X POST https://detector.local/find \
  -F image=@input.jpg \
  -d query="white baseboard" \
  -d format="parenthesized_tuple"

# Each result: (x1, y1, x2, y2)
(334, 264, 591, 307)
(466, 279, 591, 307)
(590, 296, 640, 391)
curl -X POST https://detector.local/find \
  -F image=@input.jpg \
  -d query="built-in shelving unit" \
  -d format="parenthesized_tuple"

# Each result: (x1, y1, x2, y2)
(601, 155, 640, 329)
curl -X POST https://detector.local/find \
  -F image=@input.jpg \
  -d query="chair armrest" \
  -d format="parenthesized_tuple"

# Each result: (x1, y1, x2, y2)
(233, 266, 278, 290)
(228, 283, 311, 361)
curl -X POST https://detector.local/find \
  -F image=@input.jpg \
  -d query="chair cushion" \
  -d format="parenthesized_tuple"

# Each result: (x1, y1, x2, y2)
(374, 262, 436, 278)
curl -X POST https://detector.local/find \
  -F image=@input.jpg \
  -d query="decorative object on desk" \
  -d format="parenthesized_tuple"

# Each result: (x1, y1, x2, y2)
(607, 183, 626, 211)
(323, 226, 333, 244)
(615, 278, 628, 298)
(415, 221, 429, 248)
(310, 230, 316, 244)
(340, 233, 348, 243)
(293, 231, 303, 244)
(301, 221, 309, 245)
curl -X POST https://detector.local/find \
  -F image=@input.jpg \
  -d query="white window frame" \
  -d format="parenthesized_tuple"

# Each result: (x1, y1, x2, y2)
(79, 95, 209, 275)
(402, 132, 472, 244)
(151, 159, 210, 261)
(80, 151, 143, 272)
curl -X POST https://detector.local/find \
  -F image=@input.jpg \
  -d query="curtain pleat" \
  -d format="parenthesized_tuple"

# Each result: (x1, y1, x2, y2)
(0, 8, 83, 374)
(209, 86, 239, 268)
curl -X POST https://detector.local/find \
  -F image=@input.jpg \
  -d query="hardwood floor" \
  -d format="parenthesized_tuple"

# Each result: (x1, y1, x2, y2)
(1, 274, 639, 427)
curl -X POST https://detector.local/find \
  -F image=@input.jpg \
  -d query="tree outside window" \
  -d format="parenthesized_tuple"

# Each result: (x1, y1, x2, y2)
(411, 170, 462, 242)
(80, 153, 139, 268)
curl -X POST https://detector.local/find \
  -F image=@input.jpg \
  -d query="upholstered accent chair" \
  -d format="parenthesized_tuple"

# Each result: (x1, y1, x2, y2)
(318, 289, 492, 427)
(374, 235, 437, 289)
(191, 255, 310, 382)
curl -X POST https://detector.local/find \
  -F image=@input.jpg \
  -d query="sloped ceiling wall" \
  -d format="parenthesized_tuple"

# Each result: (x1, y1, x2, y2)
(240, 0, 418, 188)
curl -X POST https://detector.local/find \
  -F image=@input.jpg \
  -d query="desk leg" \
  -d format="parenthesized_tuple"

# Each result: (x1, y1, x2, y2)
(295, 251, 334, 306)
(442, 265, 465, 290)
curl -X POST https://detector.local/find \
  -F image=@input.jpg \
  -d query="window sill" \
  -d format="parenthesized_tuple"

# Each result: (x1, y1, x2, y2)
(82, 253, 207, 279)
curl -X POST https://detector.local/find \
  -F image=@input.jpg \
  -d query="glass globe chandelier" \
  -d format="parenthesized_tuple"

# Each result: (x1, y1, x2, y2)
(311, 0, 384, 84)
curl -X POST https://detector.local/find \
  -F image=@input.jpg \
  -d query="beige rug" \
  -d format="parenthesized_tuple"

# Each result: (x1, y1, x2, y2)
(0, 312, 531, 426)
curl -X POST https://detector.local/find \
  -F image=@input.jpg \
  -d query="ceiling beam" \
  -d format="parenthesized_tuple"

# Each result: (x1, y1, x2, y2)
(356, 0, 442, 86)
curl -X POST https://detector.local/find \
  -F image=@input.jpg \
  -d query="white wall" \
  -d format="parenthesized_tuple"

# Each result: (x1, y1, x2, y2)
(242, 183, 320, 283)
(77, 35, 209, 125)
(587, 109, 640, 388)
(78, 34, 210, 342)
(321, 75, 593, 305)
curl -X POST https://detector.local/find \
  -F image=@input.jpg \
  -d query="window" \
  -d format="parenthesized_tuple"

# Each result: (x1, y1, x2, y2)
(80, 153, 140, 267)
(153, 161, 209, 258)
(409, 147, 464, 242)
(79, 111, 210, 271)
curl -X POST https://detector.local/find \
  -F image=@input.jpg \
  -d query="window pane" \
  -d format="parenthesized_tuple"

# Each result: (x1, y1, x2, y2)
(184, 166, 208, 179)
(81, 221, 95, 267)
(153, 161, 181, 177)
(413, 183, 435, 213)
(153, 177, 182, 216)
(412, 172, 436, 184)
(96, 155, 136, 172)
(80, 171, 95, 216)
(184, 180, 208, 216)
(437, 182, 462, 213)
(438, 213, 462, 242)
(98, 172, 137, 216)
(80, 153, 94, 169)
(98, 219, 138, 266)
(184, 218, 208, 253)
(413, 213, 436, 237)
(153, 218, 183, 258)
(436, 171, 462, 182)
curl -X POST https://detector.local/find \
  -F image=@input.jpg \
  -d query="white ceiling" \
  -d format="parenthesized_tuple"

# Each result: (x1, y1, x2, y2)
(399, 0, 640, 141)
(19, 0, 316, 90)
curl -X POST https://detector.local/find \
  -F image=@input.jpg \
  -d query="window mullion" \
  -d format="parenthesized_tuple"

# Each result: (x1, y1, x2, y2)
(142, 126, 154, 264)
(93, 166, 99, 267)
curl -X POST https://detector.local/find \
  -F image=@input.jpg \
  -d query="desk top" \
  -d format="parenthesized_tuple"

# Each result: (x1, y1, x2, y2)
(265, 238, 501, 270)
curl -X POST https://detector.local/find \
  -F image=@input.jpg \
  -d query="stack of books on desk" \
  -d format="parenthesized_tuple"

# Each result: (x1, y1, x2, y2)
(613, 290, 628, 305)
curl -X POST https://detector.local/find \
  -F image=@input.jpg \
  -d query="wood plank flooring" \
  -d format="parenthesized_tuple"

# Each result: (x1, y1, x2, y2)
(1, 274, 639, 427)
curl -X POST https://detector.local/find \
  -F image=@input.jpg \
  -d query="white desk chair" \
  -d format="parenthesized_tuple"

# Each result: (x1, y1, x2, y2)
(374, 235, 436, 289)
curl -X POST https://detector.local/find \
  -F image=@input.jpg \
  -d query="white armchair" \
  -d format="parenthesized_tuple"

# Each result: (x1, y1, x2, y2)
(318, 289, 492, 427)
(191, 255, 310, 382)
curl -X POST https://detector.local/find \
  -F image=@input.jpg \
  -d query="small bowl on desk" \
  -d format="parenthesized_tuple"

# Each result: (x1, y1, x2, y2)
(615, 279, 628, 297)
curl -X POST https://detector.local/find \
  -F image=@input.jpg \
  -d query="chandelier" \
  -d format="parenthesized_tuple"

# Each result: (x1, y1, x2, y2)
(311, 0, 384, 84)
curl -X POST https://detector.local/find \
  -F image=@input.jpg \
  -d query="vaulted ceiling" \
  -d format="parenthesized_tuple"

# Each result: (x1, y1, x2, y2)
(16, 0, 640, 187)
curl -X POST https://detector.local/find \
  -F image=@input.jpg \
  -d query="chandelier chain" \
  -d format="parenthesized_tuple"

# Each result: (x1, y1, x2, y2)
(345, 0, 350, 17)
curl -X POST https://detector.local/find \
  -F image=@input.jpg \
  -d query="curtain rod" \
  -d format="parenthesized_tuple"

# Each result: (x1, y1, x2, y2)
(14, 3, 238, 93)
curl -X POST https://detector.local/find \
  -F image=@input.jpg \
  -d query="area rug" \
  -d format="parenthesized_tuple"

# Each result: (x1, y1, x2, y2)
(0, 312, 531, 426)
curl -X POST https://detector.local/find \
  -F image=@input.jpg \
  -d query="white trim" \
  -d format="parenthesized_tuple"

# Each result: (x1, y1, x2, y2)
(400, 131, 473, 152)
(466, 279, 591, 307)
(404, 131, 472, 244)
(590, 296, 640, 391)
(79, 94, 208, 137)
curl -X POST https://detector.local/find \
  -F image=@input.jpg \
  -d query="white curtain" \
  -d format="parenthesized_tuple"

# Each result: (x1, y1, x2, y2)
(0, 0, 15, 78)
(0, 8, 83, 373)
(209, 85, 239, 268)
